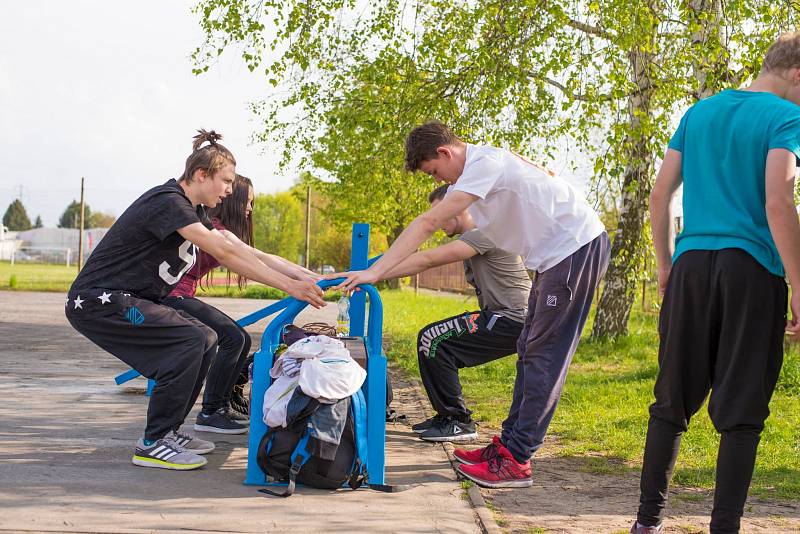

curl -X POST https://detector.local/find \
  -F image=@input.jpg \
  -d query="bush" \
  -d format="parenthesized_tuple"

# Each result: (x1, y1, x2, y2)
(8, 274, 17, 288)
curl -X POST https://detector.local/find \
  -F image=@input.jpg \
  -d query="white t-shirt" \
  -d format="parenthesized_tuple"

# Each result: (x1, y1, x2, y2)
(451, 144, 605, 272)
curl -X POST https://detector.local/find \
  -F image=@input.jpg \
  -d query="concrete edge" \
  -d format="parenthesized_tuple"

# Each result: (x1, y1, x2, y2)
(405, 375, 503, 534)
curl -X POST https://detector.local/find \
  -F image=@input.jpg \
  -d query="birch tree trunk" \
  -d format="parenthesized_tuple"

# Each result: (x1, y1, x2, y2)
(592, 47, 655, 338)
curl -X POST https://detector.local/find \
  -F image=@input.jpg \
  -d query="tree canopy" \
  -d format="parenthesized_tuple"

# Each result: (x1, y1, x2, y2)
(3, 199, 32, 231)
(194, 0, 798, 336)
(58, 200, 92, 229)
(252, 191, 305, 263)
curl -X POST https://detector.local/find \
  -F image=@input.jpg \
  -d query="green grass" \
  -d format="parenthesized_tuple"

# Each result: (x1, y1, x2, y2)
(0, 261, 78, 291)
(380, 289, 800, 500)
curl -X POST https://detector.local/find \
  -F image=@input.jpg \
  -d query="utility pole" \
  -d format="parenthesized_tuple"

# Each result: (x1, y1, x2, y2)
(78, 177, 85, 272)
(304, 185, 311, 269)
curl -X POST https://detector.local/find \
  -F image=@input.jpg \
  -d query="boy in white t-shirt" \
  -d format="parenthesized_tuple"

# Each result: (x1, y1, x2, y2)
(333, 121, 610, 487)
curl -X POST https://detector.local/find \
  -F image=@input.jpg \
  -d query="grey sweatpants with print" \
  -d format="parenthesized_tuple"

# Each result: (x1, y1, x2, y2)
(501, 232, 610, 462)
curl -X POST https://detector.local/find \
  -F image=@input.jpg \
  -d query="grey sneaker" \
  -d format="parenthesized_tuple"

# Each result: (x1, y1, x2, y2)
(167, 430, 215, 454)
(132, 437, 207, 470)
(194, 408, 248, 434)
(630, 522, 664, 533)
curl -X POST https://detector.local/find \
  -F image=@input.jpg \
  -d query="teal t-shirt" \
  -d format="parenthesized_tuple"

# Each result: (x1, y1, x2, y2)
(669, 89, 800, 277)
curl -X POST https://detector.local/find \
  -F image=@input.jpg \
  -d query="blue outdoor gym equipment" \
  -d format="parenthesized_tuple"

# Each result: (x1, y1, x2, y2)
(113, 223, 387, 487)
(243, 223, 386, 486)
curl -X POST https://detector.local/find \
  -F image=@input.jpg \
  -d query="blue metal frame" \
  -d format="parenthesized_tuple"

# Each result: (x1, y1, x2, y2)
(112, 223, 386, 488)
(348, 223, 369, 337)
(114, 369, 156, 396)
(243, 277, 386, 486)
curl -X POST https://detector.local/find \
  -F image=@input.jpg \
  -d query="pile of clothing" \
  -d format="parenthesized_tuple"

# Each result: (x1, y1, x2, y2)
(263, 329, 367, 457)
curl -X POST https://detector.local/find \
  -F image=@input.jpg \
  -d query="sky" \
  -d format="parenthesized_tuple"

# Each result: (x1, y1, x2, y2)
(1, 1, 293, 227)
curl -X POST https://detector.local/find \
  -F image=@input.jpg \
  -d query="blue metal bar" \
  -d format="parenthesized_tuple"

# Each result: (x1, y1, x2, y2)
(114, 368, 140, 385)
(236, 298, 292, 328)
(349, 223, 370, 337)
(114, 370, 156, 397)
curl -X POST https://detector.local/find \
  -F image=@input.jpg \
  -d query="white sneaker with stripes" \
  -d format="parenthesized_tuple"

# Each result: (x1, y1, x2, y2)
(132, 436, 207, 470)
(167, 430, 215, 455)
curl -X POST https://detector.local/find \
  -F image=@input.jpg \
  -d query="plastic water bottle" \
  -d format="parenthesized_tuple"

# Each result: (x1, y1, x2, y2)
(336, 294, 350, 336)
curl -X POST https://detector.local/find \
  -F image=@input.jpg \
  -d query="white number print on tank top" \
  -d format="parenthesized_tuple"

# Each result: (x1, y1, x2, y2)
(158, 240, 197, 285)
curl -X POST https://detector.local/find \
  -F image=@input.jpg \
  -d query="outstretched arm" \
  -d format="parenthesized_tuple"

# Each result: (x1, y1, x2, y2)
(381, 240, 478, 280)
(178, 223, 326, 308)
(333, 190, 478, 291)
(218, 228, 319, 282)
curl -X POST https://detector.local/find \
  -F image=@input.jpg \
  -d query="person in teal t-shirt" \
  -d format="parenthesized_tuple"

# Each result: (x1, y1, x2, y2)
(669, 87, 800, 277)
(631, 33, 800, 534)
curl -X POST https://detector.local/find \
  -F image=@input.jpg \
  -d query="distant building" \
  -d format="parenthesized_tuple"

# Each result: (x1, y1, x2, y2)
(5, 227, 109, 263)
(0, 225, 21, 261)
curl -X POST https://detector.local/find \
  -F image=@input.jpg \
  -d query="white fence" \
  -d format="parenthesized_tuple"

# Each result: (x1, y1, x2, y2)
(10, 246, 74, 266)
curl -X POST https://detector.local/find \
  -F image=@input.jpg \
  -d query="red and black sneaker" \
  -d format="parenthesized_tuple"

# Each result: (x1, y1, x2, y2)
(457, 442, 532, 488)
(453, 435, 502, 465)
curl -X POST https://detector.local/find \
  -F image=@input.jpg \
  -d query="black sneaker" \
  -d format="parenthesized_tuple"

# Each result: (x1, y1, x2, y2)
(419, 416, 478, 442)
(226, 405, 249, 423)
(412, 414, 445, 434)
(194, 408, 248, 434)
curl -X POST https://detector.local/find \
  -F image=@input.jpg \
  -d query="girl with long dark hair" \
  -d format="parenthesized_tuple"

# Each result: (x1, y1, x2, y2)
(162, 174, 317, 434)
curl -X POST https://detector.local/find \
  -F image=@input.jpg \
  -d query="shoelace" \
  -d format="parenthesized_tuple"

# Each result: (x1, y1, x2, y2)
(487, 454, 505, 474)
(431, 414, 449, 428)
(161, 435, 189, 453)
(170, 430, 194, 447)
(415, 414, 444, 429)
(225, 406, 250, 420)
(480, 441, 503, 467)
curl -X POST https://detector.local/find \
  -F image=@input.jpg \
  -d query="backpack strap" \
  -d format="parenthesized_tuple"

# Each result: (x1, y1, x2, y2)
(259, 426, 313, 498)
(347, 390, 369, 490)
(352, 390, 369, 472)
(348, 390, 418, 493)
(256, 426, 280, 477)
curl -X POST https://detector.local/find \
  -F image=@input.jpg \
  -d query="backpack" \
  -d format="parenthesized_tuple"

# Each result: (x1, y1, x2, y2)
(256, 389, 369, 497)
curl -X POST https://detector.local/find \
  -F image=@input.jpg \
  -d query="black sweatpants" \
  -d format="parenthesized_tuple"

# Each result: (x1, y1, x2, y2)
(637, 249, 786, 533)
(417, 310, 524, 422)
(162, 296, 251, 414)
(501, 232, 610, 462)
(65, 289, 218, 441)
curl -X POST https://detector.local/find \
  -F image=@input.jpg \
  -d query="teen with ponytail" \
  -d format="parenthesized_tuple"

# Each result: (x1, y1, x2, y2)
(162, 174, 318, 434)
(65, 130, 325, 471)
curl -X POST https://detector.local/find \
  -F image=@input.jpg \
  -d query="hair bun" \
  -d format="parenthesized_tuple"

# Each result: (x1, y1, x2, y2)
(192, 129, 224, 151)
